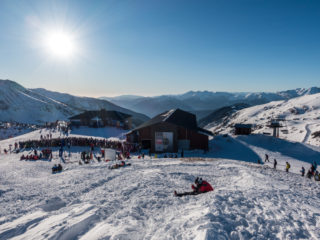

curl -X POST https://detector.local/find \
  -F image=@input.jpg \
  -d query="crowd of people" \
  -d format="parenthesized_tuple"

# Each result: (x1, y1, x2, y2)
(16, 137, 139, 155)
(20, 149, 52, 161)
(264, 154, 319, 181)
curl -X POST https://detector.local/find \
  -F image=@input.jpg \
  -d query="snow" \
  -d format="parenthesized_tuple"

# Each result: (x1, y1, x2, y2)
(1, 129, 320, 239)
(162, 109, 175, 121)
(206, 93, 320, 147)
(0, 126, 35, 141)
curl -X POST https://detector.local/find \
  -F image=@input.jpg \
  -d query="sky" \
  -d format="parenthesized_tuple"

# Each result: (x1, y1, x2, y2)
(0, 0, 319, 97)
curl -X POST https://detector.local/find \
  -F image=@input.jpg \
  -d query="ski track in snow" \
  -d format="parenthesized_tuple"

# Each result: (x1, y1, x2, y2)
(303, 123, 316, 144)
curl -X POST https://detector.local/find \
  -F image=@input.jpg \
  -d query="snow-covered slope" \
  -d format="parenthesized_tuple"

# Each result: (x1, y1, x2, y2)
(0, 80, 149, 125)
(0, 131, 320, 239)
(206, 93, 320, 146)
(0, 125, 36, 141)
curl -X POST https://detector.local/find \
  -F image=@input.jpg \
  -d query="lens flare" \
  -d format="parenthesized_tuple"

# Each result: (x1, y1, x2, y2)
(44, 30, 76, 59)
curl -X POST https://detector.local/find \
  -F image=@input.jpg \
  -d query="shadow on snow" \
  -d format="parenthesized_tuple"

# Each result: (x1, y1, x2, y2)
(237, 134, 320, 164)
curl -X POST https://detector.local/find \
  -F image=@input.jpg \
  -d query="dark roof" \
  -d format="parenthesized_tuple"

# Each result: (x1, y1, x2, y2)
(234, 123, 253, 129)
(69, 109, 131, 121)
(130, 108, 213, 136)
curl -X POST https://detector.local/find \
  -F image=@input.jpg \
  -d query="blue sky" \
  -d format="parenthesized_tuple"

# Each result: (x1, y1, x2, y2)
(0, 0, 319, 97)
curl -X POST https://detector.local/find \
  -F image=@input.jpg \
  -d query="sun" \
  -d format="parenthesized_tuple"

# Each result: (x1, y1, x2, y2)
(44, 30, 76, 59)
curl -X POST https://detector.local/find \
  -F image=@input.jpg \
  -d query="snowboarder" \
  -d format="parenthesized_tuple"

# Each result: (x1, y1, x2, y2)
(273, 159, 277, 169)
(265, 154, 269, 162)
(300, 166, 305, 176)
(174, 177, 214, 197)
(286, 162, 291, 172)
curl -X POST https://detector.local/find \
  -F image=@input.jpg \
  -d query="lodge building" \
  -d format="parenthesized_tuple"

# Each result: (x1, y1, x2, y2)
(234, 123, 253, 135)
(126, 109, 212, 153)
(69, 109, 132, 129)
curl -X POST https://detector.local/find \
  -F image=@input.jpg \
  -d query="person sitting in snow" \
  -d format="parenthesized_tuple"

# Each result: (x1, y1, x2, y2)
(57, 164, 63, 172)
(52, 164, 63, 173)
(174, 177, 214, 197)
(307, 168, 313, 179)
(300, 166, 305, 177)
(314, 171, 320, 181)
(52, 164, 58, 173)
(285, 162, 290, 172)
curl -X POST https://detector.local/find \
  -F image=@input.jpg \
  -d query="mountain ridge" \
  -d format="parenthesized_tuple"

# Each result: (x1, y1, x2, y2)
(101, 87, 320, 118)
(0, 79, 149, 126)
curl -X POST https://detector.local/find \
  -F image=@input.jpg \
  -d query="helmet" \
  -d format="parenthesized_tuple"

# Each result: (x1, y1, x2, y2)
(195, 177, 203, 185)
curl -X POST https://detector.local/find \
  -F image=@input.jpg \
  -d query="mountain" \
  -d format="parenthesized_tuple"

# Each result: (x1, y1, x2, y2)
(205, 93, 320, 146)
(102, 87, 320, 118)
(0, 80, 149, 126)
(198, 103, 250, 128)
(100, 95, 142, 102)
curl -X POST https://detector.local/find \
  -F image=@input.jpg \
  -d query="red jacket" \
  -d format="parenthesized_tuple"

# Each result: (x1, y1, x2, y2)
(192, 180, 214, 193)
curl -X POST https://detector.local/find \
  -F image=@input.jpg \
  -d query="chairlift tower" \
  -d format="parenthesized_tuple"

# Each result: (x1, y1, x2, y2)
(267, 118, 285, 138)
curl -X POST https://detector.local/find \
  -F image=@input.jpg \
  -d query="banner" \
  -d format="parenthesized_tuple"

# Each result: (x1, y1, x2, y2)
(155, 132, 173, 152)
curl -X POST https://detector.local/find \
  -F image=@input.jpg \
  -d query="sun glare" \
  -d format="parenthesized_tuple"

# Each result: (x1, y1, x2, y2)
(44, 30, 76, 59)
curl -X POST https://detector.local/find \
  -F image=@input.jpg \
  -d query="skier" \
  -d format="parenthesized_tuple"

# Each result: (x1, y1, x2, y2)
(300, 166, 305, 177)
(273, 159, 277, 169)
(286, 162, 291, 173)
(174, 177, 214, 197)
(265, 154, 269, 162)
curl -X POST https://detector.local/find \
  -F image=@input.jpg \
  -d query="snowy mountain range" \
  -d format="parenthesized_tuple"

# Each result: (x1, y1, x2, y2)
(102, 87, 320, 118)
(0, 80, 149, 125)
(205, 93, 320, 147)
